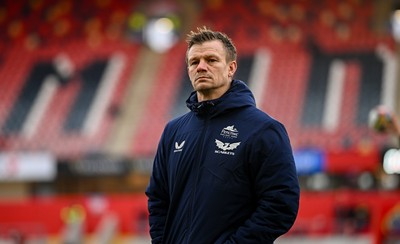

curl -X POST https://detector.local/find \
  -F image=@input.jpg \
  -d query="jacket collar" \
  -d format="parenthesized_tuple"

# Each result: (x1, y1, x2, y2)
(186, 80, 256, 117)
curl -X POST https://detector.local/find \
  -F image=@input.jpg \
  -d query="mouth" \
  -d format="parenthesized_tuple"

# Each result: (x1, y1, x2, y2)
(195, 76, 211, 81)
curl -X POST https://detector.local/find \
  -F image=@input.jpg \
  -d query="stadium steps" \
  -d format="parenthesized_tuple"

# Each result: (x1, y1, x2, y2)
(131, 44, 187, 157)
(105, 47, 163, 156)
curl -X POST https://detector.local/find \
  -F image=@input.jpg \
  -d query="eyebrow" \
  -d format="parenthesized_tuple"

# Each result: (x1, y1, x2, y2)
(188, 53, 220, 62)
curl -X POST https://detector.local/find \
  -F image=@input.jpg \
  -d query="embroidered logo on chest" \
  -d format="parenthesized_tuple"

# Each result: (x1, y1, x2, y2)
(215, 139, 241, 155)
(174, 141, 185, 153)
(220, 125, 239, 139)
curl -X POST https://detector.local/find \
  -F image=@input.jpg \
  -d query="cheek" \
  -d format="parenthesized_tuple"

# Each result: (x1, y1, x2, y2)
(188, 71, 196, 87)
(187, 68, 195, 79)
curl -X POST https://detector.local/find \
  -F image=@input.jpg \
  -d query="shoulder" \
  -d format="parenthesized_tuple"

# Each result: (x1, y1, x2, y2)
(161, 112, 197, 140)
(242, 107, 291, 145)
(243, 106, 283, 129)
(165, 112, 193, 130)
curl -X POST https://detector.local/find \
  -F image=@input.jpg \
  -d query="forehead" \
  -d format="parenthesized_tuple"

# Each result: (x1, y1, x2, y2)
(187, 40, 226, 60)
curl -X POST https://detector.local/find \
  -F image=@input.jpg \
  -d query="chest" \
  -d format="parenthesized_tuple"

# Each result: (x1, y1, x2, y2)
(167, 120, 249, 178)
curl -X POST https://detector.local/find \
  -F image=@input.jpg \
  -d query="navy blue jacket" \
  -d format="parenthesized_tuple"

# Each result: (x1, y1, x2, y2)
(146, 80, 300, 243)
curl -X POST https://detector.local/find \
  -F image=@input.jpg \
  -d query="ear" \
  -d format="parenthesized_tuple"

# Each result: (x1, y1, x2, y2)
(228, 60, 237, 78)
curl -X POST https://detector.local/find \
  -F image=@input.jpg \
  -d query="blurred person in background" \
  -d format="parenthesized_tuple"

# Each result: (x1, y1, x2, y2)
(145, 27, 300, 244)
(388, 110, 400, 146)
(370, 105, 400, 144)
(390, 112, 400, 137)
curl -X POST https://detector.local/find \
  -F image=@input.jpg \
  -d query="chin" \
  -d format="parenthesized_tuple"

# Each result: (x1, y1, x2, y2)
(195, 83, 213, 91)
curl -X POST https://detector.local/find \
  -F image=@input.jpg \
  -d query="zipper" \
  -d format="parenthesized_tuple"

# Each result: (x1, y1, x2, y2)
(186, 113, 210, 243)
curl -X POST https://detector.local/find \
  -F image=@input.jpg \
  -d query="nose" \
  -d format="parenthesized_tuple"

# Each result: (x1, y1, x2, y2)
(196, 59, 207, 71)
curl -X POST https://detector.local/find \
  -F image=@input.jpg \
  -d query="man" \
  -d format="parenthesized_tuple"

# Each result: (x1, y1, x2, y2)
(145, 27, 300, 243)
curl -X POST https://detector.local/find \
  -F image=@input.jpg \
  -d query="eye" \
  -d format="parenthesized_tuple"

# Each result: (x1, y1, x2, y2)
(189, 60, 198, 66)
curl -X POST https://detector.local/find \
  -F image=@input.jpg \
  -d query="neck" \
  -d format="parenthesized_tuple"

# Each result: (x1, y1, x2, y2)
(197, 82, 232, 102)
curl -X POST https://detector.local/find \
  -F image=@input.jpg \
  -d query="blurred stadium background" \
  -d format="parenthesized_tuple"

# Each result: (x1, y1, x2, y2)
(0, 0, 400, 243)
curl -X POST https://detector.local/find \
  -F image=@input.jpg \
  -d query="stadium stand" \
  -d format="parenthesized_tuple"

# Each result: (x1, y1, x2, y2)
(0, 0, 399, 243)
(0, 0, 143, 159)
(0, 0, 396, 157)
(0, 39, 140, 158)
(195, 0, 396, 154)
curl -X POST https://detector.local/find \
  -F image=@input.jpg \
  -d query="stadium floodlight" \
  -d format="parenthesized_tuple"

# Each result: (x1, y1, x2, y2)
(391, 9, 400, 42)
(143, 17, 178, 53)
(383, 148, 400, 174)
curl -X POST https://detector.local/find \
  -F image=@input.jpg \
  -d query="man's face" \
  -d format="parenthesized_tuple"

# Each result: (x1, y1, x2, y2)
(187, 40, 237, 101)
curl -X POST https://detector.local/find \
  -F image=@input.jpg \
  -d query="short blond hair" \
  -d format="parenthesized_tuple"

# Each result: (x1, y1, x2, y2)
(185, 26, 237, 63)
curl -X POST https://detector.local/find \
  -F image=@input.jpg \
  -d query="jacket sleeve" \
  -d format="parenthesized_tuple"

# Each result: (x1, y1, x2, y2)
(224, 121, 300, 243)
(145, 131, 170, 244)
